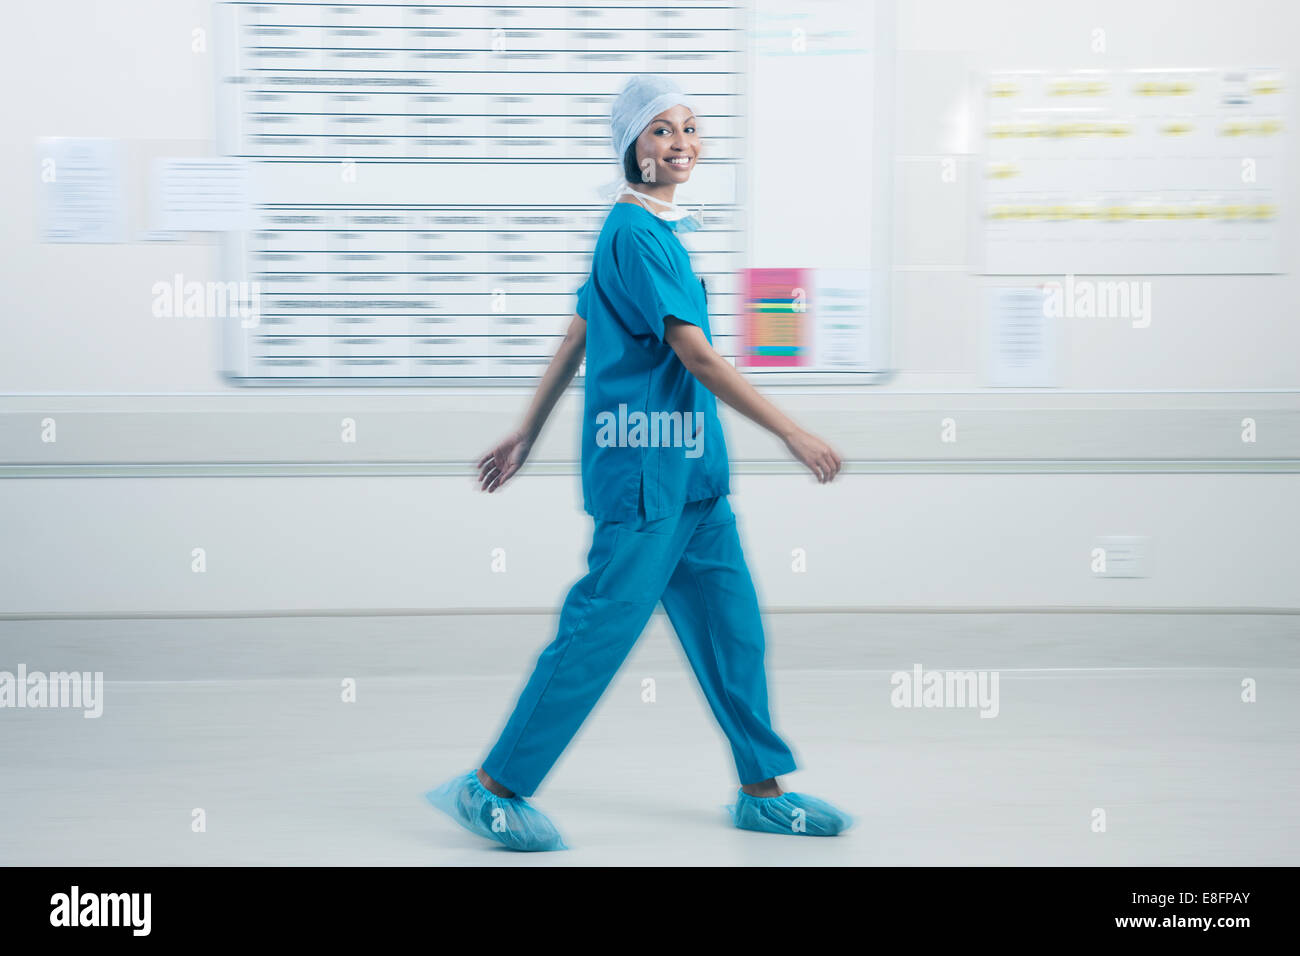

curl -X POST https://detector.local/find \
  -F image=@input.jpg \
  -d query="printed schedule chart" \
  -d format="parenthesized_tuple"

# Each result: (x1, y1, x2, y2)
(215, 0, 746, 383)
(981, 67, 1286, 275)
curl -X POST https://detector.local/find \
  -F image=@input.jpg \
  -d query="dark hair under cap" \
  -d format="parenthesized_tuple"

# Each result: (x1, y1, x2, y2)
(622, 141, 649, 184)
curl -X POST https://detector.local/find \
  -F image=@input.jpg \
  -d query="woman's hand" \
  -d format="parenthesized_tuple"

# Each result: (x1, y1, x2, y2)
(783, 427, 843, 483)
(476, 428, 535, 493)
(662, 333, 844, 487)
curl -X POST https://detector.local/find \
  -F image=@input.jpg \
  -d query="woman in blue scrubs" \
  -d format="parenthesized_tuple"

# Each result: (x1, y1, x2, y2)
(427, 75, 852, 851)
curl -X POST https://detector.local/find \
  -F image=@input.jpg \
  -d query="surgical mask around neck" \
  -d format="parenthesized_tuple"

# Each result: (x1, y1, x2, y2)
(617, 183, 704, 233)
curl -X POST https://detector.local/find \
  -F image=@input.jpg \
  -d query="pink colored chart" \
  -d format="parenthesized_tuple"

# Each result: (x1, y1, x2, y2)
(741, 268, 810, 368)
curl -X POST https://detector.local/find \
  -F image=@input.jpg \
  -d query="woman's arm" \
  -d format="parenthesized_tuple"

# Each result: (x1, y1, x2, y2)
(663, 317, 842, 483)
(520, 313, 587, 440)
(476, 313, 586, 493)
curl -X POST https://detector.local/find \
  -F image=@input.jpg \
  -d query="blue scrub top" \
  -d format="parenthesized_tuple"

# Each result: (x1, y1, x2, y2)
(574, 201, 731, 523)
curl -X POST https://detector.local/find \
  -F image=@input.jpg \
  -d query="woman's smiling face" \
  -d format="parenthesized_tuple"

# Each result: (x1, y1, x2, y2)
(634, 104, 701, 185)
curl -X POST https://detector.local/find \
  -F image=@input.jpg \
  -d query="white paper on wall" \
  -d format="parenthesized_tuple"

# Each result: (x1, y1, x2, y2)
(982, 286, 1057, 387)
(811, 269, 872, 370)
(36, 138, 126, 243)
(151, 158, 252, 232)
(981, 67, 1286, 274)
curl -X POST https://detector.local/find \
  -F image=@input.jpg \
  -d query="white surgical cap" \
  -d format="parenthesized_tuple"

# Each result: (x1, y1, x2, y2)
(598, 74, 698, 200)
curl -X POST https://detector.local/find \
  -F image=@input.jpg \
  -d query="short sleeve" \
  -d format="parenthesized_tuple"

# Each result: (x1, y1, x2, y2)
(612, 225, 703, 343)
(575, 276, 591, 319)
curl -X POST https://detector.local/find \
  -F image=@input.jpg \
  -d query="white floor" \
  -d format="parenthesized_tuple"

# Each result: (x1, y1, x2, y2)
(1, 612, 1297, 865)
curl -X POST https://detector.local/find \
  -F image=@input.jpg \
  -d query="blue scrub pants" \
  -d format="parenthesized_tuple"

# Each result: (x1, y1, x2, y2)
(481, 493, 799, 797)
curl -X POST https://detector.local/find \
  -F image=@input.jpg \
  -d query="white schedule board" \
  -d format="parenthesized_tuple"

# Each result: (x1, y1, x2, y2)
(741, 0, 894, 383)
(980, 67, 1286, 275)
(214, 0, 746, 383)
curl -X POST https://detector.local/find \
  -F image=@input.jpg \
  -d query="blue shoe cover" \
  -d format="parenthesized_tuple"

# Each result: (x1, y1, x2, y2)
(425, 771, 569, 852)
(726, 790, 854, 836)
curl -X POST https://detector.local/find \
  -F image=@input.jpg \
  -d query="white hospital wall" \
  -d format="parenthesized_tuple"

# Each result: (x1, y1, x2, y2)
(1, 470, 1299, 614)
(1, 0, 1298, 615)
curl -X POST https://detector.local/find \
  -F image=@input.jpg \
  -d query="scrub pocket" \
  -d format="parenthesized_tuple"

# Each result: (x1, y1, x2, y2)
(695, 494, 735, 528)
(594, 526, 678, 605)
